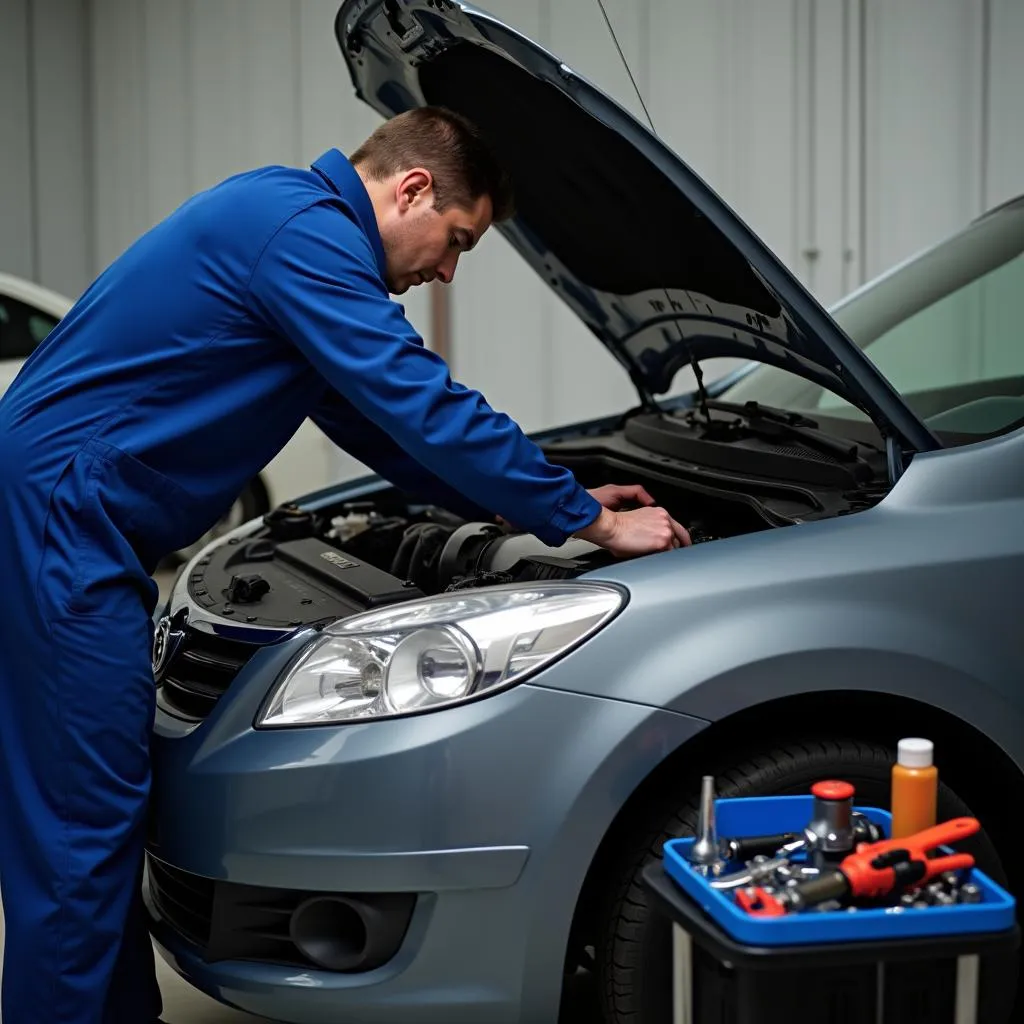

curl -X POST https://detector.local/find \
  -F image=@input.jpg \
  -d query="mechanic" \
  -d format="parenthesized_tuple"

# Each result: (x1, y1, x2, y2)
(0, 107, 689, 1023)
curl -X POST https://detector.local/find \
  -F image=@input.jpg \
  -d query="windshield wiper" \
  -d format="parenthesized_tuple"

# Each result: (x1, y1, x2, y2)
(705, 399, 877, 462)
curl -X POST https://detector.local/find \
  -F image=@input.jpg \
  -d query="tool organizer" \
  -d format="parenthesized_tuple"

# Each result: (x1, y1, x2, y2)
(644, 794, 1019, 1024)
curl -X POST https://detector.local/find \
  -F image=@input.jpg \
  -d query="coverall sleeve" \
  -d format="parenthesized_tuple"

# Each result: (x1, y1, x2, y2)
(309, 387, 498, 523)
(247, 201, 601, 547)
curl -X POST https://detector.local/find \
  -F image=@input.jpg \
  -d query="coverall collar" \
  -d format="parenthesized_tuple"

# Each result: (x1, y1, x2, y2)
(312, 150, 388, 280)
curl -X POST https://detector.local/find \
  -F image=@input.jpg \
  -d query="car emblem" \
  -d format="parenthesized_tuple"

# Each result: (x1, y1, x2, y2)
(152, 612, 185, 678)
(152, 616, 172, 676)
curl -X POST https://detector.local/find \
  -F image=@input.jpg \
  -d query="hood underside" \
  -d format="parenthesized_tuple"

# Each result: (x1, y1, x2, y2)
(335, 0, 938, 453)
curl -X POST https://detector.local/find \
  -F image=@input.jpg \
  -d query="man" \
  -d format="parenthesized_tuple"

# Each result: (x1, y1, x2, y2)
(0, 106, 689, 1023)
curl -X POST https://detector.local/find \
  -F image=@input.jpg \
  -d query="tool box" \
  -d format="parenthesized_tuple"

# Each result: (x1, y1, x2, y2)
(644, 794, 1019, 1024)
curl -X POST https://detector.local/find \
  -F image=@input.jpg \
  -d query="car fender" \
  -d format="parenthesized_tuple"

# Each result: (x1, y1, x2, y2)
(543, 573, 1024, 764)
(510, 694, 707, 1020)
(666, 640, 1024, 764)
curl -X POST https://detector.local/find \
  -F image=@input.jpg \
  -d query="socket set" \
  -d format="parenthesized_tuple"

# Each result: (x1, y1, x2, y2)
(686, 776, 993, 919)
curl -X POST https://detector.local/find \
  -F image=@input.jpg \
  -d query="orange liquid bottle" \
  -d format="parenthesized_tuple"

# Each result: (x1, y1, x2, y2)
(890, 737, 938, 839)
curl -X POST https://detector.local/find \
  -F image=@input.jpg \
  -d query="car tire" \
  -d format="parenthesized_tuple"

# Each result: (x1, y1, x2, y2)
(168, 477, 269, 565)
(597, 737, 1018, 1024)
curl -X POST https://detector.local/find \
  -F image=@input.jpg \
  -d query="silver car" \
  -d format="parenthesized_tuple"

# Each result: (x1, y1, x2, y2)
(146, 2, 1024, 1021)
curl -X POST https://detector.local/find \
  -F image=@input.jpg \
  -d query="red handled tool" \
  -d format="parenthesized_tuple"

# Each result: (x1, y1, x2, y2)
(737, 816, 978, 916)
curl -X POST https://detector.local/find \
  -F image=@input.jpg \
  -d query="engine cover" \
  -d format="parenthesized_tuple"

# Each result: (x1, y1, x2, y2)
(188, 536, 423, 629)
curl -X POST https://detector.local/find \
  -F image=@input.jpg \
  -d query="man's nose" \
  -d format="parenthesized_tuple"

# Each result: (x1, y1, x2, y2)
(436, 252, 460, 285)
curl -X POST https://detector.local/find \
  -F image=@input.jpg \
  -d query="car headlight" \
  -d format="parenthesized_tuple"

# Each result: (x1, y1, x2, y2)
(256, 582, 624, 727)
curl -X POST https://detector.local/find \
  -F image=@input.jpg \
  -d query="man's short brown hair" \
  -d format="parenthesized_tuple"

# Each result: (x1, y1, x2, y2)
(351, 106, 515, 222)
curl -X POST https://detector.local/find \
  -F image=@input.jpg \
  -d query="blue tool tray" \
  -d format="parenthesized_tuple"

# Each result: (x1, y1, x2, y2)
(662, 795, 1016, 947)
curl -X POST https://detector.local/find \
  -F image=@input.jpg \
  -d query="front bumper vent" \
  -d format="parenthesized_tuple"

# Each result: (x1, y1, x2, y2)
(145, 854, 415, 972)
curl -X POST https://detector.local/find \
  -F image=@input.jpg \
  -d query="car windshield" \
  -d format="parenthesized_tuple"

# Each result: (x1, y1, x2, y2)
(717, 199, 1024, 444)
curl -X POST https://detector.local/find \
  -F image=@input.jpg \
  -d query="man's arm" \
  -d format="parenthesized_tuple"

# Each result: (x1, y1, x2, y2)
(247, 200, 601, 546)
(309, 387, 498, 523)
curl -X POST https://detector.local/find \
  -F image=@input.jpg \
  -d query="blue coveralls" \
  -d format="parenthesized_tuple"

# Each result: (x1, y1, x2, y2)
(0, 150, 601, 1023)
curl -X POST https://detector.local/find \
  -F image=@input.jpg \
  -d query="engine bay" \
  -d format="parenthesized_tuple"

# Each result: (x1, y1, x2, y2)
(187, 501, 624, 630)
(186, 413, 890, 631)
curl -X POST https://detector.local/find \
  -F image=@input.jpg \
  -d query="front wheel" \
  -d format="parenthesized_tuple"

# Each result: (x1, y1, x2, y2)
(597, 738, 1017, 1024)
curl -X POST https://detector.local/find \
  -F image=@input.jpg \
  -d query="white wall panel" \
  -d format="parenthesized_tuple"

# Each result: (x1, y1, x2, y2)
(87, 0, 431, 339)
(0, 0, 35, 280)
(798, 0, 851, 306)
(861, 0, 985, 280)
(6, 0, 1023, 458)
(543, 0, 642, 422)
(641, 0, 803, 394)
(839, 0, 864, 298)
(189, 0, 298, 189)
(1, 0, 91, 294)
(296, 0, 382, 162)
(647, 0, 802, 273)
(295, 0, 432, 338)
(447, 0, 555, 432)
(29, 0, 91, 297)
(90, 0, 148, 271)
(986, 0, 1024, 209)
(139, 1, 193, 226)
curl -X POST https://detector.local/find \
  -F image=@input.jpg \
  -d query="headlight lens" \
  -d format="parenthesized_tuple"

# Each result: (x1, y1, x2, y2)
(257, 582, 624, 727)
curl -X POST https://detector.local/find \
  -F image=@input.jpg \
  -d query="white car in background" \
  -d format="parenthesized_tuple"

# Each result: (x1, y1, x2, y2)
(0, 271, 346, 561)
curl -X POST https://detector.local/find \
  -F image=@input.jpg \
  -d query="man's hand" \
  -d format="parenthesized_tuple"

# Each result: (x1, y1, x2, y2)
(498, 482, 690, 555)
(587, 483, 656, 511)
(575, 505, 691, 558)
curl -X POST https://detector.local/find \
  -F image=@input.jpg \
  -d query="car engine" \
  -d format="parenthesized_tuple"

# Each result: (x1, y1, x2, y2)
(186, 499, 638, 631)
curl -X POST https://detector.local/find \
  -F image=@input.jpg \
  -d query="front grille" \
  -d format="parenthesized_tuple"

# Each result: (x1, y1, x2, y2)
(145, 854, 415, 971)
(156, 629, 260, 720)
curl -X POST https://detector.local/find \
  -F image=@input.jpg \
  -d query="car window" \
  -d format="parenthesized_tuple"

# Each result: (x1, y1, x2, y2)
(0, 297, 60, 360)
(816, 251, 1023, 416)
(720, 202, 1024, 443)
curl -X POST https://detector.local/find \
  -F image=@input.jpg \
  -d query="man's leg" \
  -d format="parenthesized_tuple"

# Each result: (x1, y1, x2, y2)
(102, 854, 162, 1024)
(0, 603, 162, 1024)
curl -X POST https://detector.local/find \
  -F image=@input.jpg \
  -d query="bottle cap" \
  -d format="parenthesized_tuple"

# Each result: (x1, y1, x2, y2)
(897, 737, 934, 768)
(811, 780, 855, 801)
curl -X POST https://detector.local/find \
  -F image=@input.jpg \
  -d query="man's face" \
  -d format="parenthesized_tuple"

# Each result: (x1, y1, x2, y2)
(377, 169, 493, 294)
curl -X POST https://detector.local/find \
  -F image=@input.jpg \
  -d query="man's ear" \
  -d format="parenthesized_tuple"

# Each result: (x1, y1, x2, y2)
(395, 168, 433, 213)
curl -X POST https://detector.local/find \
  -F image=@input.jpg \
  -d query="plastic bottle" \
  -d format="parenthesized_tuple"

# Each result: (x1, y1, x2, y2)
(890, 737, 938, 839)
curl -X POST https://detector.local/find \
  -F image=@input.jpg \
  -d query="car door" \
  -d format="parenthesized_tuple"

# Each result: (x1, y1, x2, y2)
(0, 293, 60, 393)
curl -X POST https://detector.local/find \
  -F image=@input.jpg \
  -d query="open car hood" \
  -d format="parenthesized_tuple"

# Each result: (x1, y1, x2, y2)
(335, 0, 938, 453)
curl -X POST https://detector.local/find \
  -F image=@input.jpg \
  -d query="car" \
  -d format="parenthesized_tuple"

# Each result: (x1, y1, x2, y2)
(0, 271, 344, 562)
(144, 2, 1024, 1022)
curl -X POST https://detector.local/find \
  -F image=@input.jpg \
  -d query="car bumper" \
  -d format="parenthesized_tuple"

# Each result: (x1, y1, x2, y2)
(148, 648, 707, 1023)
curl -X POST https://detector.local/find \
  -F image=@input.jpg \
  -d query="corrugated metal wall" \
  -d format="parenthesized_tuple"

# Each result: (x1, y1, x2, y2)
(3, 0, 1023, 439)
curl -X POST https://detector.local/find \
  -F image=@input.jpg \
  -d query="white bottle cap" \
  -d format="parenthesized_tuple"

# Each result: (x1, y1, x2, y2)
(898, 737, 934, 768)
